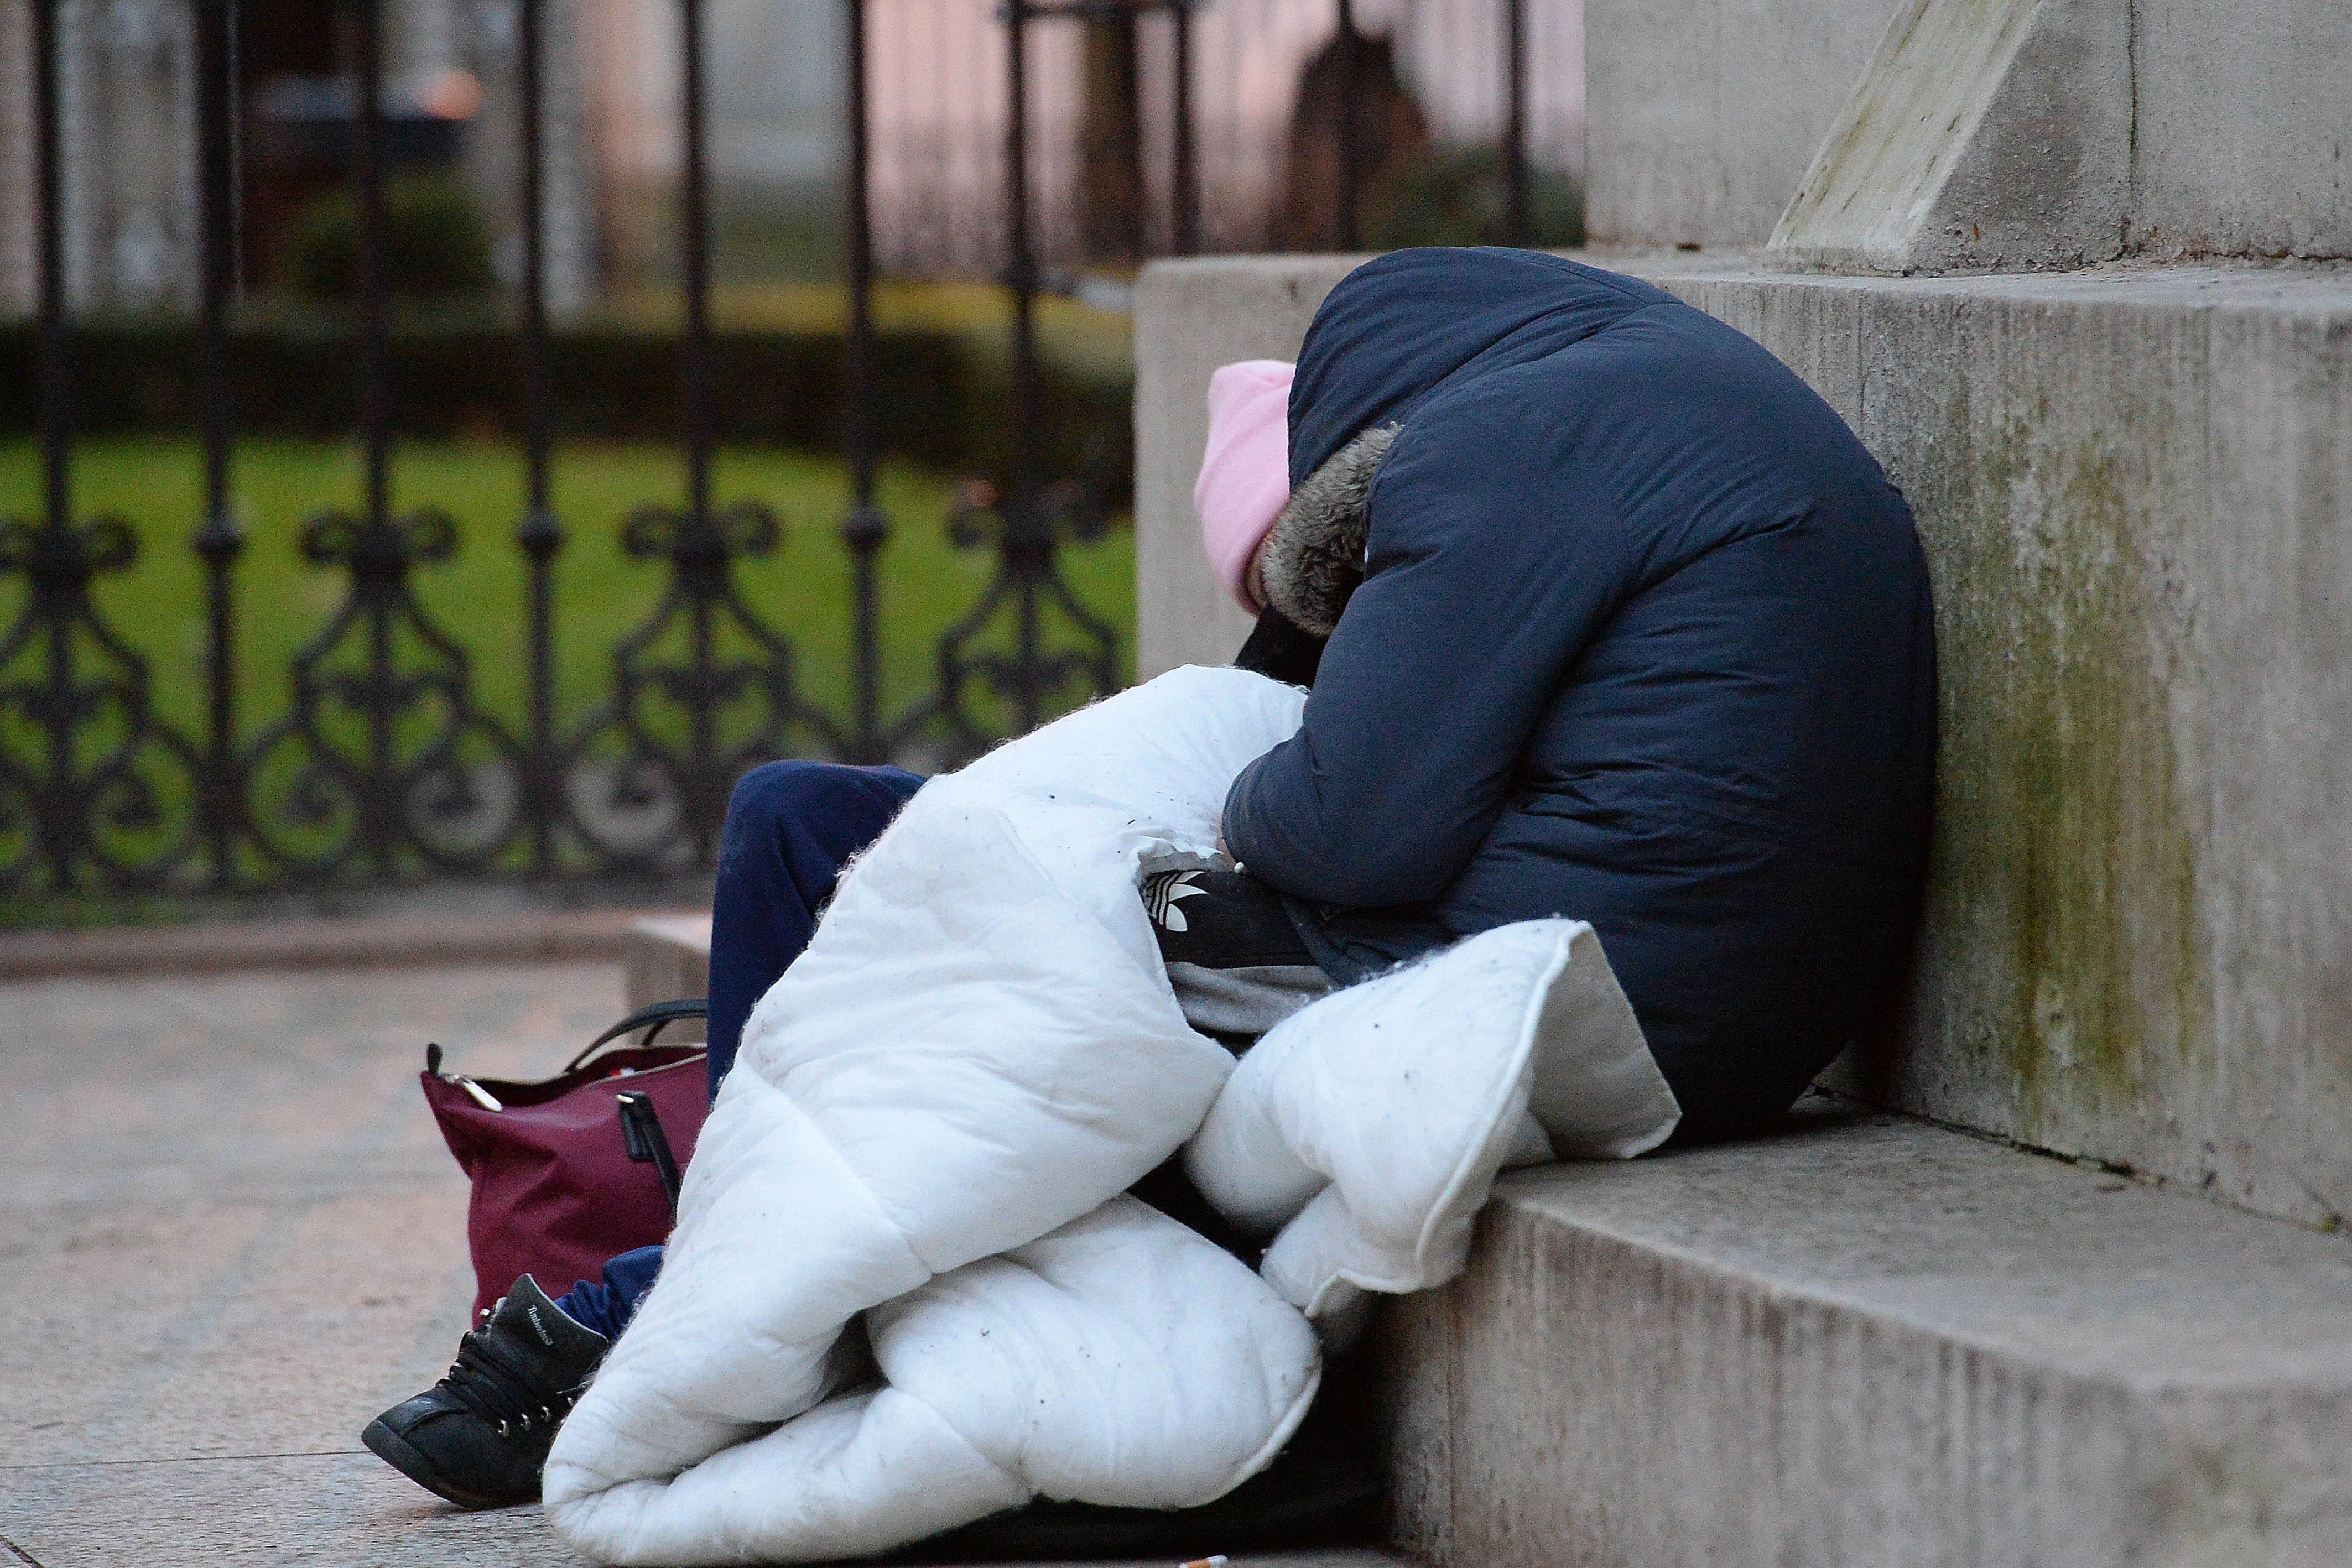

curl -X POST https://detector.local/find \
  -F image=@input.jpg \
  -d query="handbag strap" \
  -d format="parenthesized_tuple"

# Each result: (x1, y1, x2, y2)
(563, 996, 710, 1074)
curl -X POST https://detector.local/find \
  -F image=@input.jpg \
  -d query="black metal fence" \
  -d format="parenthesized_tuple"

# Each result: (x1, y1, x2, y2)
(1, 0, 1554, 898)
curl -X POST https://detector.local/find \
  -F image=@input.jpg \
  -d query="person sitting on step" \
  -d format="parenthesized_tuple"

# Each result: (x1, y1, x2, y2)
(364, 248, 1937, 1515)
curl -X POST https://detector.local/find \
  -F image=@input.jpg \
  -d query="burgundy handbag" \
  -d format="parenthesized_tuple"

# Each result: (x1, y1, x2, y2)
(423, 999, 709, 1319)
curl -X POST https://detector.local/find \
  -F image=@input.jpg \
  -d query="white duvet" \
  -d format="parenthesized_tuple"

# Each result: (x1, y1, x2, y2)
(544, 667, 1679, 1566)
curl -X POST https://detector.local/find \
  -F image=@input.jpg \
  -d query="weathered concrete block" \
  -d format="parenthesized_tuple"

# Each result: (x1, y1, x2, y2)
(1377, 1112, 2352, 1568)
(1584, 0, 1904, 250)
(2127, 1, 2352, 262)
(1769, 0, 2132, 274)
(1766, 0, 2352, 272)
(622, 914, 711, 1041)
(1663, 265, 2352, 1228)
(1133, 254, 2352, 1229)
(1133, 255, 1362, 679)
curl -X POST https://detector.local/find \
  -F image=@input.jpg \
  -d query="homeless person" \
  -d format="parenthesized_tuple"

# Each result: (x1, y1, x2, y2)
(363, 248, 1936, 1537)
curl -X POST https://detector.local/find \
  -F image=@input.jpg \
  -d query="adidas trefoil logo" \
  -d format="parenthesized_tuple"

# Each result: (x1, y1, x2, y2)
(1144, 870, 1208, 933)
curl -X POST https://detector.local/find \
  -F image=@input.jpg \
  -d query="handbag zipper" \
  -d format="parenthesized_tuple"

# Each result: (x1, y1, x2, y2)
(448, 1075, 504, 1112)
(424, 1043, 507, 1111)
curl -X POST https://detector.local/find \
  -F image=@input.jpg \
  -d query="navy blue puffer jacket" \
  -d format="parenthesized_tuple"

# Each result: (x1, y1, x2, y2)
(1222, 249, 1936, 1143)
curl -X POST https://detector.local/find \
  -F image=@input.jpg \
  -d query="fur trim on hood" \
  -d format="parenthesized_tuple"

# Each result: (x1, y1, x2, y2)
(1257, 423, 1399, 638)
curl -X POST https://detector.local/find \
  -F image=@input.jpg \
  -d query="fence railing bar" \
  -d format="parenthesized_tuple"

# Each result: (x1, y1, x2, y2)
(353, 0, 392, 533)
(517, 0, 554, 524)
(196, 1, 240, 533)
(677, 0, 721, 859)
(516, 0, 565, 871)
(1003, 0, 1039, 507)
(840, 0, 889, 763)
(195, 0, 247, 886)
(1005, 0, 1045, 734)
(352, 0, 398, 874)
(32, 0, 65, 541)
(1503, 0, 1530, 245)
(1334, 0, 1361, 249)
(679, 0, 715, 529)
(1170, 0, 1198, 256)
(29, 0, 71, 889)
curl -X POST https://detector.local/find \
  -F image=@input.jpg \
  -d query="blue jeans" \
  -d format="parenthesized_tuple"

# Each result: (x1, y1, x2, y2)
(556, 760, 924, 1340)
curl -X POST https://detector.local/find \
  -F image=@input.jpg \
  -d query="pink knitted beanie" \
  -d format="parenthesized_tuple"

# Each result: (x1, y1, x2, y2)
(1194, 359, 1295, 614)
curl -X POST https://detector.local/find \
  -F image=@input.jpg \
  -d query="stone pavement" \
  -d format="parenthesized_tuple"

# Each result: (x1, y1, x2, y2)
(0, 960, 1405, 1568)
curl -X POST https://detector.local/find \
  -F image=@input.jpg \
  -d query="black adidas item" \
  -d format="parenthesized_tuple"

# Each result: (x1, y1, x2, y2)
(1144, 867, 1318, 969)
(1144, 867, 1333, 1049)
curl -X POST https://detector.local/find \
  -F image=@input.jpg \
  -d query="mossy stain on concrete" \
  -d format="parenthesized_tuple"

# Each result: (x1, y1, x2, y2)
(1904, 376, 2209, 1142)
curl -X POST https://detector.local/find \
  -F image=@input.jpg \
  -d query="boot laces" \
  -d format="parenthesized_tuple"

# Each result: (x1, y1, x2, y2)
(436, 1309, 579, 1440)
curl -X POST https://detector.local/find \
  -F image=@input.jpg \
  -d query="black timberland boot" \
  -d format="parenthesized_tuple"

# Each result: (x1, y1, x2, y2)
(361, 1274, 609, 1510)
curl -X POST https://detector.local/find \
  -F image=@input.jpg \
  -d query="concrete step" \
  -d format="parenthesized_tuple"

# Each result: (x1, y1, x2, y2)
(618, 884, 2352, 1566)
(1377, 1108, 2352, 1568)
(0, 906, 673, 980)
(621, 913, 711, 1042)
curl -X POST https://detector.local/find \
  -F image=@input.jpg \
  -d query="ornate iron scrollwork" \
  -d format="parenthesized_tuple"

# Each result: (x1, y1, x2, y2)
(6, 0, 1166, 900)
(0, 517, 204, 891)
(887, 477, 1121, 768)
(565, 501, 845, 869)
(240, 508, 526, 879)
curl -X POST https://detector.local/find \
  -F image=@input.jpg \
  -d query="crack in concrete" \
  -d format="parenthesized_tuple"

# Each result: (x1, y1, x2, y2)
(1, 1533, 48, 1567)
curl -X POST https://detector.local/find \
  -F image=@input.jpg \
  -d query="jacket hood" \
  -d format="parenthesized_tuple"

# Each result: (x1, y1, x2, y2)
(1256, 249, 1675, 633)
(1285, 248, 1675, 485)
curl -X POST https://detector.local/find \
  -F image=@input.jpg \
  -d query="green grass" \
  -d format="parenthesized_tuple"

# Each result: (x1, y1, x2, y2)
(0, 433, 1134, 803)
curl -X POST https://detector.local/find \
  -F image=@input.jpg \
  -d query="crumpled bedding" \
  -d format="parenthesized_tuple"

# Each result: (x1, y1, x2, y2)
(543, 666, 1679, 1566)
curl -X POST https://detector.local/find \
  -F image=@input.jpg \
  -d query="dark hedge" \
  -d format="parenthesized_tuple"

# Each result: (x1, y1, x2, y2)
(0, 321, 1133, 507)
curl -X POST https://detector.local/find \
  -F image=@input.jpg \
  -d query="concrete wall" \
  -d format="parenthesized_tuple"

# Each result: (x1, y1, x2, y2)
(2132, 0, 2352, 261)
(1770, 0, 2135, 275)
(1600, 0, 2352, 270)
(1677, 263, 2352, 1230)
(1132, 255, 1361, 678)
(1581, 0, 1906, 249)
(1134, 252, 2352, 1231)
